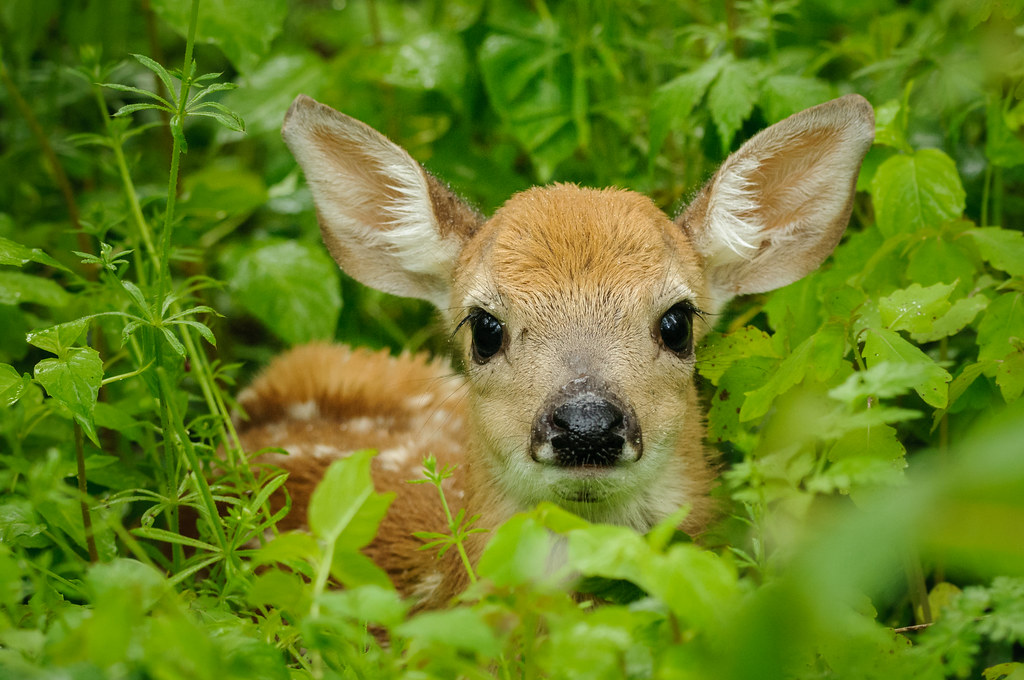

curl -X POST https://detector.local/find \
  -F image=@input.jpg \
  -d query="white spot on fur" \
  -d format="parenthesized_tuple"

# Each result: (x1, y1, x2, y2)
(405, 393, 433, 410)
(409, 571, 443, 602)
(376, 446, 412, 472)
(288, 400, 319, 421)
(312, 444, 345, 460)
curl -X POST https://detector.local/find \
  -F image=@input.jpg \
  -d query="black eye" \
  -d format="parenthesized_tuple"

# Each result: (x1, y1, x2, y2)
(659, 303, 694, 354)
(469, 309, 505, 363)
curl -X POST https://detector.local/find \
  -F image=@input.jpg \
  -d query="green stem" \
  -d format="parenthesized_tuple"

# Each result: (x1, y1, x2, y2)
(434, 482, 477, 584)
(92, 86, 158, 285)
(75, 422, 100, 562)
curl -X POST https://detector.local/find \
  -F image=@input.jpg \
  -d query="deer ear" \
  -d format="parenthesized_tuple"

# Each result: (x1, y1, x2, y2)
(282, 95, 482, 309)
(677, 94, 875, 313)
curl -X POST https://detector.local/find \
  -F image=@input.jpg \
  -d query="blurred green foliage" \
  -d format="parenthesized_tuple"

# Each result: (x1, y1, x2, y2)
(1, 0, 1024, 677)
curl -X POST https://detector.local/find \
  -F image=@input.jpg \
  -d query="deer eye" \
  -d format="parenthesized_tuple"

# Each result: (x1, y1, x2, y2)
(469, 309, 505, 363)
(659, 303, 694, 355)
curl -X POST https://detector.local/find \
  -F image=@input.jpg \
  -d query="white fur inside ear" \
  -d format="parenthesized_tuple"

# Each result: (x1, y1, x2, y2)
(702, 153, 764, 265)
(282, 96, 460, 308)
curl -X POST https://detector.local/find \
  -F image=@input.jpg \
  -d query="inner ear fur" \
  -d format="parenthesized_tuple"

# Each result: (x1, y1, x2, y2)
(677, 94, 875, 312)
(282, 95, 481, 309)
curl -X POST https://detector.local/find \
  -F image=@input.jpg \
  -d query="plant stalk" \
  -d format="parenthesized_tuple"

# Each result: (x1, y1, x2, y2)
(74, 422, 100, 562)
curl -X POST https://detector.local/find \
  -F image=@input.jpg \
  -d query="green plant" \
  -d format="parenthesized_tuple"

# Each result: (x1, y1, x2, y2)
(1, 0, 1023, 678)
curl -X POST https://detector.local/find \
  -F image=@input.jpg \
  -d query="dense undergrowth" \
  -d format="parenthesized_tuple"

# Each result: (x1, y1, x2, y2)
(2, 0, 1024, 678)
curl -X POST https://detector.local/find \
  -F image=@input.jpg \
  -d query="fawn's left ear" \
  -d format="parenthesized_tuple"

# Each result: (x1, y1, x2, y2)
(282, 95, 482, 309)
(677, 94, 875, 313)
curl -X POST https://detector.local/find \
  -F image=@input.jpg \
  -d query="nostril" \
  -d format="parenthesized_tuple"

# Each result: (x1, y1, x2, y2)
(552, 400, 624, 438)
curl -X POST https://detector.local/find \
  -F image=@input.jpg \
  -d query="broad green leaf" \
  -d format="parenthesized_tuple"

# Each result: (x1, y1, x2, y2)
(708, 58, 760, 153)
(33, 346, 103, 443)
(649, 57, 724, 164)
(741, 324, 845, 422)
(478, 32, 576, 180)
(319, 586, 409, 629)
(180, 162, 267, 218)
(378, 32, 468, 103)
(248, 570, 310, 614)
(977, 292, 1024, 361)
(697, 326, 778, 385)
(827, 424, 905, 463)
(26, 318, 90, 355)
(0, 237, 69, 271)
(329, 547, 394, 590)
(996, 350, 1024, 403)
(151, 0, 288, 73)
(913, 295, 989, 344)
(0, 363, 28, 406)
(308, 451, 394, 554)
(871, 149, 966, 237)
(395, 608, 502, 658)
(709, 356, 775, 445)
(968, 227, 1024, 277)
(907, 234, 978, 295)
(761, 74, 832, 123)
(0, 271, 70, 307)
(219, 52, 327, 138)
(477, 514, 552, 587)
(862, 328, 950, 408)
(829, 361, 940, 404)
(229, 240, 341, 345)
(879, 282, 955, 336)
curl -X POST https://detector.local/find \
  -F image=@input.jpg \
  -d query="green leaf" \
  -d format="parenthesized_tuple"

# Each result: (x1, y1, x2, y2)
(131, 53, 178, 103)
(26, 318, 90, 355)
(378, 32, 468, 103)
(649, 57, 724, 164)
(395, 608, 502, 658)
(761, 74, 832, 123)
(329, 548, 394, 590)
(189, 101, 245, 132)
(0, 363, 29, 406)
(151, 0, 288, 74)
(0, 237, 70, 271)
(0, 271, 70, 307)
(862, 328, 951, 408)
(113, 102, 173, 118)
(829, 361, 942, 404)
(907, 233, 978, 295)
(477, 513, 553, 587)
(740, 324, 845, 422)
(697, 326, 778, 385)
(228, 241, 341, 345)
(913, 295, 989, 344)
(977, 292, 1024, 361)
(879, 282, 955, 336)
(996, 351, 1024, 402)
(708, 58, 760, 153)
(308, 450, 393, 547)
(967, 228, 1024, 276)
(478, 32, 576, 180)
(871, 148, 966, 237)
(33, 346, 104, 443)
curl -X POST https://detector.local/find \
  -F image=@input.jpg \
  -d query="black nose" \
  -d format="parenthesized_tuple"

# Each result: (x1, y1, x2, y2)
(549, 398, 627, 467)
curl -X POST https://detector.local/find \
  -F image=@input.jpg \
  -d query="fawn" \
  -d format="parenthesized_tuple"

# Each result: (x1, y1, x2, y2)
(236, 94, 875, 608)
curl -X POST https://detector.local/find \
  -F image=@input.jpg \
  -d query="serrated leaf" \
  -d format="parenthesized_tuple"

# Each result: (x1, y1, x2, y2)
(829, 361, 940, 404)
(477, 514, 552, 587)
(977, 292, 1024, 361)
(0, 363, 29, 406)
(740, 324, 845, 422)
(151, 0, 288, 74)
(879, 282, 955, 335)
(0, 271, 70, 307)
(912, 295, 989, 343)
(708, 58, 760, 153)
(378, 32, 468, 103)
(329, 547, 394, 590)
(228, 241, 341, 345)
(996, 351, 1024, 402)
(34, 346, 103, 443)
(968, 228, 1024, 276)
(871, 149, 966, 237)
(862, 328, 951, 408)
(761, 74, 832, 122)
(649, 57, 724, 164)
(697, 326, 778, 385)
(395, 608, 502, 657)
(26, 318, 90, 355)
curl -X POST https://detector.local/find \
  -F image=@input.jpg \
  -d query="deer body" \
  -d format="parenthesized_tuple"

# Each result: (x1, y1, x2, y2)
(237, 94, 875, 608)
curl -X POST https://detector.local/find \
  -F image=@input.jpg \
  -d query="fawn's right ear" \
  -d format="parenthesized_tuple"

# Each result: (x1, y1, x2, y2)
(282, 95, 482, 309)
